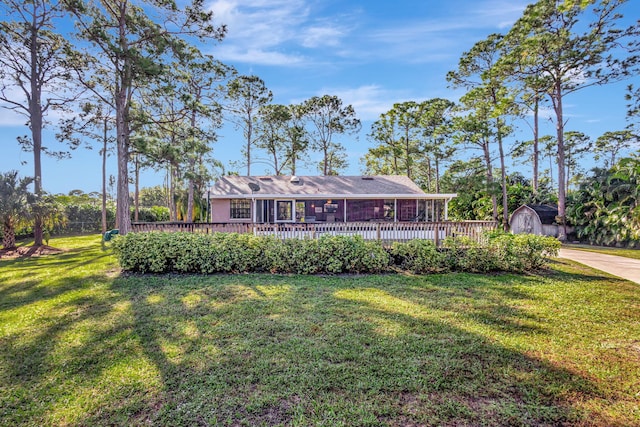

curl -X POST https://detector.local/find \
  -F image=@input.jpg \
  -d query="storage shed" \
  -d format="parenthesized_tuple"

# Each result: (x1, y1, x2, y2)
(510, 204, 560, 237)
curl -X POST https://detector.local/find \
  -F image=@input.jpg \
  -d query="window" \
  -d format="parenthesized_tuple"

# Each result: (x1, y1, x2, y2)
(230, 199, 251, 219)
(276, 200, 293, 222)
(398, 199, 416, 221)
(295, 202, 305, 221)
(346, 199, 385, 221)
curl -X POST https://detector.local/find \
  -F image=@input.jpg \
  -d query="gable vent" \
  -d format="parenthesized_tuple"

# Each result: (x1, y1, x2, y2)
(361, 177, 374, 180)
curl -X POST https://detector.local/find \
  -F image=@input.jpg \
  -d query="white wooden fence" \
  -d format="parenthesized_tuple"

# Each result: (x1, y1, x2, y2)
(131, 221, 498, 246)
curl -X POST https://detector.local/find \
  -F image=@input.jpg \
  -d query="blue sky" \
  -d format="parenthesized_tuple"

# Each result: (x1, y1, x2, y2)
(1, 0, 639, 194)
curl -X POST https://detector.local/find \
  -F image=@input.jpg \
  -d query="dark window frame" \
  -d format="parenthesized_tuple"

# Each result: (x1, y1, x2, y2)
(230, 199, 251, 219)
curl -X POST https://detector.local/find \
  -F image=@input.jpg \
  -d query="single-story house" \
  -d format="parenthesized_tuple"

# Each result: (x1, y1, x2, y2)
(208, 175, 457, 224)
(510, 204, 561, 237)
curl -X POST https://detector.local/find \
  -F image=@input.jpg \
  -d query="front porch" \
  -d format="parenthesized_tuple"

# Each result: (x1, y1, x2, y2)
(212, 196, 455, 224)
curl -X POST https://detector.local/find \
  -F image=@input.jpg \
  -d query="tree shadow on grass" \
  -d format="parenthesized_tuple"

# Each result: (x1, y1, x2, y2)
(3, 264, 635, 426)
(76, 272, 620, 427)
(0, 252, 115, 313)
(0, 245, 111, 275)
(0, 273, 146, 425)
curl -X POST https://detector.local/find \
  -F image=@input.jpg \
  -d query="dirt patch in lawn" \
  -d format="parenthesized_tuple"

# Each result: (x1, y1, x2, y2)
(0, 245, 65, 259)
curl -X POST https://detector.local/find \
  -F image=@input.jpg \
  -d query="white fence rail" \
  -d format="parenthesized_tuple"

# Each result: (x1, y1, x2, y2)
(131, 221, 498, 246)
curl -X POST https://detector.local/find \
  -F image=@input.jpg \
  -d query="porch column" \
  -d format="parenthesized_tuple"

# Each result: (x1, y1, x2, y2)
(343, 199, 347, 222)
(394, 199, 397, 222)
(444, 199, 449, 220)
(252, 198, 256, 223)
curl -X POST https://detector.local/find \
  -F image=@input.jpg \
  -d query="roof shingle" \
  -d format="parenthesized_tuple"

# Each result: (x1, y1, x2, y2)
(210, 175, 428, 197)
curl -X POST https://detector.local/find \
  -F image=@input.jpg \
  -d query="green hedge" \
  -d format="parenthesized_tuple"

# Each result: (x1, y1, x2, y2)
(47, 204, 169, 235)
(112, 232, 559, 275)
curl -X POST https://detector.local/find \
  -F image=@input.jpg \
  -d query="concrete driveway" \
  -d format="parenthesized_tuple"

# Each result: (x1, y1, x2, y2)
(558, 248, 640, 285)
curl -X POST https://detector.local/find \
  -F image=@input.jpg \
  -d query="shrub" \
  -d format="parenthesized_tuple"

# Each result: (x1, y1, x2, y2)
(317, 235, 389, 274)
(488, 233, 560, 272)
(441, 236, 498, 273)
(112, 232, 558, 275)
(389, 239, 444, 274)
(136, 206, 170, 222)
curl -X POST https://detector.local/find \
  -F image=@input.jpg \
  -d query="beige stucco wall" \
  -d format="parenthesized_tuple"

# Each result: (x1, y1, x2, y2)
(210, 199, 230, 222)
(211, 199, 252, 223)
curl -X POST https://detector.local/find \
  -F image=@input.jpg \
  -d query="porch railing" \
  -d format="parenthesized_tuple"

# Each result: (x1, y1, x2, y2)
(130, 221, 498, 246)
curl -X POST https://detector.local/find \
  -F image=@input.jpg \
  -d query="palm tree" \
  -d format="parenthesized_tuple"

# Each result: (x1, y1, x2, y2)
(0, 171, 33, 249)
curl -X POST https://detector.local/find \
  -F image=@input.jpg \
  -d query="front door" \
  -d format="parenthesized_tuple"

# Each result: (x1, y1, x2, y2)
(275, 200, 295, 223)
(255, 200, 270, 223)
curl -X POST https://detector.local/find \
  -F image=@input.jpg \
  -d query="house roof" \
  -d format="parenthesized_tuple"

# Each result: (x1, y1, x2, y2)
(209, 175, 456, 200)
(513, 204, 558, 225)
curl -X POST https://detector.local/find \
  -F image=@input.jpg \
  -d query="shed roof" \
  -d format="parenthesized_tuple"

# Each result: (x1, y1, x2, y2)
(513, 204, 558, 225)
(209, 175, 456, 200)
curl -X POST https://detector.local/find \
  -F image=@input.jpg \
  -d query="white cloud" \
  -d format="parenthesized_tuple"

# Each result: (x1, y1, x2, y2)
(345, 0, 530, 63)
(0, 108, 28, 127)
(215, 46, 307, 66)
(476, 0, 529, 27)
(206, 0, 531, 67)
(207, 0, 351, 66)
(309, 85, 410, 122)
(301, 25, 346, 48)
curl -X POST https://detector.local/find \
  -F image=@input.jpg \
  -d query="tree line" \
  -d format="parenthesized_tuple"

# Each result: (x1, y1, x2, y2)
(363, 0, 639, 241)
(0, 0, 639, 246)
(0, 0, 365, 243)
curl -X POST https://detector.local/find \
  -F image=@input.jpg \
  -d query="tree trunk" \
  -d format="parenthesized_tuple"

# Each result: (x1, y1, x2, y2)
(435, 158, 440, 193)
(483, 139, 498, 221)
(246, 117, 252, 176)
(101, 118, 108, 234)
(115, 4, 131, 235)
(533, 96, 539, 193)
(169, 165, 178, 221)
(566, 148, 571, 195)
(134, 154, 140, 222)
(2, 221, 16, 250)
(186, 107, 198, 223)
(186, 179, 195, 223)
(405, 127, 411, 179)
(29, 13, 43, 246)
(426, 158, 432, 192)
(553, 81, 567, 241)
(115, 87, 131, 234)
(392, 134, 398, 174)
(323, 146, 328, 176)
(497, 119, 509, 232)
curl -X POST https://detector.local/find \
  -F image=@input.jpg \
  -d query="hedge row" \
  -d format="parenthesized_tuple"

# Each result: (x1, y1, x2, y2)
(55, 204, 169, 234)
(13, 204, 171, 238)
(112, 232, 560, 275)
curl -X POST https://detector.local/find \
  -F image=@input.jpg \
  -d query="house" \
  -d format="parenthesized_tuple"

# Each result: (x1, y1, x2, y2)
(510, 204, 561, 237)
(208, 175, 457, 224)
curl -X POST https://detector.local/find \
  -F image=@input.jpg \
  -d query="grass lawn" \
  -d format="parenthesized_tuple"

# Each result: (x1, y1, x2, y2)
(563, 243, 640, 260)
(1, 235, 639, 426)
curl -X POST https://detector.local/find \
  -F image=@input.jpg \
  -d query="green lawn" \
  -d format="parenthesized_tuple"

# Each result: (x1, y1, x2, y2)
(1, 235, 639, 426)
(563, 243, 640, 260)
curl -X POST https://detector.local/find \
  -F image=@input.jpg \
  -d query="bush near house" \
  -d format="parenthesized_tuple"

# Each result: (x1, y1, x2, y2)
(113, 232, 559, 275)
